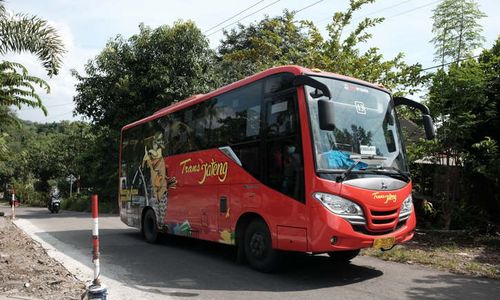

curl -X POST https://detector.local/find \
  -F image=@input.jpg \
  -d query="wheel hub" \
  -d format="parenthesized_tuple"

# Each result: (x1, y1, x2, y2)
(249, 233, 266, 258)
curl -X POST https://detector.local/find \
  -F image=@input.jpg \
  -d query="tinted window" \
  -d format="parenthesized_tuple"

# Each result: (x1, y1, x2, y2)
(267, 140, 304, 201)
(266, 93, 298, 137)
(122, 72, 302, 195)
(209, 81, 262, 146)
(263, 91, 304, 202)
(264, 73, 294, 94)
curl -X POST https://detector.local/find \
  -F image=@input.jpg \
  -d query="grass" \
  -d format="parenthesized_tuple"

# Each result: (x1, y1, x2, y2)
(361, 230, 500, 279)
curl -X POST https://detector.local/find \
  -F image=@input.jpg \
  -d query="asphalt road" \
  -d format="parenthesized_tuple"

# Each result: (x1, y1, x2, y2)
(2, 205, 499, 300)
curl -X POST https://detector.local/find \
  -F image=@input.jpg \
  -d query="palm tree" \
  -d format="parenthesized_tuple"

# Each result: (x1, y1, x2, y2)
(0, 0, 65, 118)
(0, 0, 65, 76)
(0, 60, 49, 113)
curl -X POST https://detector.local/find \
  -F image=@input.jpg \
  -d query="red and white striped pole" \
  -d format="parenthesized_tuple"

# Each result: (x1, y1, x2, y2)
(88, 194, 107, 299)
(91, 194, 100, 285)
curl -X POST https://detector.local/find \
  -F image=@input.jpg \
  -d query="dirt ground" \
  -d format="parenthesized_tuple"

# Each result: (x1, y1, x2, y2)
(0, 216, 85, 300)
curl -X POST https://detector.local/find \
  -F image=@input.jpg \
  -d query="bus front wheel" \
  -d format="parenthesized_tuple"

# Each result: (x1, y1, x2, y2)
(244, 219, 279, 272)
(327, 249, 360, 263)
(143, 209, 159, 243)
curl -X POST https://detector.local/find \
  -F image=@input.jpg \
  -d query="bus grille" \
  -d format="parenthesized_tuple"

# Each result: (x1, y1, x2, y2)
(350, 208, 406, 235)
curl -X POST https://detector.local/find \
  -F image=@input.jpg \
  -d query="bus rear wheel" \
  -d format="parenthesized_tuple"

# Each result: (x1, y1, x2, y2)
(143, 209, 159, 243)
(244, 219, 279, 272)
(327, 249, 360, 263)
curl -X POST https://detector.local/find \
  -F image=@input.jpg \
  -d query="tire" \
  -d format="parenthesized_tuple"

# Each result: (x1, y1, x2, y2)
(327, 249, 360, 263)
(143, 209, 159, 243)
(244, 219, 279, 272)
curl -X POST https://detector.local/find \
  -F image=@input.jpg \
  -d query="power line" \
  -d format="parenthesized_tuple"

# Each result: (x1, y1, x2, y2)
(317, 0, 417, 25)
(421, 55, 480, 72)
(203, 0, 267, 34)
(44, 109, 75, 121)
(294, 0, 325, 14)
(352, 0, 415, 22)
(206, 0, 281, 37)
(24, 102, 74, 110)
(384, 0, 441, 20)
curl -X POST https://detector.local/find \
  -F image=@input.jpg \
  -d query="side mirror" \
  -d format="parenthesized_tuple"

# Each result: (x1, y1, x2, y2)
(294, 75, 335, 130)
(318, 99, 335, 131)
(422, 114, 436, 140)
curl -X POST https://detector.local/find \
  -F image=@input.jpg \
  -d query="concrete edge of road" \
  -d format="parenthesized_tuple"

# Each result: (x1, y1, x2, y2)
(13, 218, 165, 300)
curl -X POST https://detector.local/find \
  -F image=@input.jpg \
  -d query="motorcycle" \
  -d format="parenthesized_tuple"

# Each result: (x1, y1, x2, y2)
(48, 194, 61, 213)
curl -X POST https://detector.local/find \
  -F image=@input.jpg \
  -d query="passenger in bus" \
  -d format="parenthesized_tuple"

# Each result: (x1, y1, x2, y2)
(283, 142, 302, 199)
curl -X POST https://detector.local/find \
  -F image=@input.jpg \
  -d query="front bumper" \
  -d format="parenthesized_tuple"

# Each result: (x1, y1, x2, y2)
(308, 206, 416, 252)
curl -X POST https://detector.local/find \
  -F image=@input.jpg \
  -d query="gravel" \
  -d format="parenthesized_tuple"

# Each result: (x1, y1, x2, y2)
(0, 217, 86, 299)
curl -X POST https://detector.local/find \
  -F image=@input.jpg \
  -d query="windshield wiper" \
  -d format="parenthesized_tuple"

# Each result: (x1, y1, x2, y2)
(335, 155, 387, 182)
(350, 154, 388, 161)
(364, 166, 410, 182)
(336, 160, 362, 182)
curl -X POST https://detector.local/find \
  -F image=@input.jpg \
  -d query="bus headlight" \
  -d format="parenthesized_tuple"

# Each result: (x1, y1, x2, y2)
(313, 192, 366, 225)
(398, 195, 413, 221)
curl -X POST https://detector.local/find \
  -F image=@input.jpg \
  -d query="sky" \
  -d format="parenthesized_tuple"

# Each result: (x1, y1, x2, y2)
(4, 0, 500, 123)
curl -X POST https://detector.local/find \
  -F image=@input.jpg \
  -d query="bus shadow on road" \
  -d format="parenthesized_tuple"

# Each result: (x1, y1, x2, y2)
(35, 227, 384, 295)
(115, 231, 384, 292)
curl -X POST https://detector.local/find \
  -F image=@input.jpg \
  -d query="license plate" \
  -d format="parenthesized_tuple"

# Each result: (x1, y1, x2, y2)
(372, 237, 395, 249)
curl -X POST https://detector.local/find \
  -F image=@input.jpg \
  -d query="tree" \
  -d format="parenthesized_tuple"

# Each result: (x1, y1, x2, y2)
(0, 119, 99, 200)
(218, 0, 429, 95)
(73, 21, 216, 131)
(72, 21, 217, 201)
(0, 0, 65, 127)
(0, 0, 65, 76)
(217, 10, 323, 84)
(0, 61, 49, 115)
(416, 37, 500, 229)
(430, 0, 486, 64)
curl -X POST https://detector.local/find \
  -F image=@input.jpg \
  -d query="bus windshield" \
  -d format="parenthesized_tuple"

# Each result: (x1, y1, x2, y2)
(306, 76, 408, 174)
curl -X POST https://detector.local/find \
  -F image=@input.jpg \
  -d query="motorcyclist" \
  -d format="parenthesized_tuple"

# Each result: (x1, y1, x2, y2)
(48, 187, 61, 211)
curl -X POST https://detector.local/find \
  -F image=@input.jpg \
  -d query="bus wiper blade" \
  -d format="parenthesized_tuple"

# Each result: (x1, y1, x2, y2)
(349, 154, 388, 160)
(336, 160, 362, 183)
(364, 166, 410, 182)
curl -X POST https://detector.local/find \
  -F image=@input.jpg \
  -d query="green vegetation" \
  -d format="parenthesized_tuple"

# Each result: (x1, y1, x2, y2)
(0, 0, 65, 119)
(407, 0, 499, 231)
(430, 0, 486, 63)
(0, 0, 65, 76)
(0, 0, 65, 200)
(362, 231, 500, 279)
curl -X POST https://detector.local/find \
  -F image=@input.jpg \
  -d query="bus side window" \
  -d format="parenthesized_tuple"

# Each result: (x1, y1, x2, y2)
(266, 95, 297, 136)
(264, 91, 304, 202)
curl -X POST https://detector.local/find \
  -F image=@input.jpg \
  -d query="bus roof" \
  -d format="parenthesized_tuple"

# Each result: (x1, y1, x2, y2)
(122, 65, 388, 131)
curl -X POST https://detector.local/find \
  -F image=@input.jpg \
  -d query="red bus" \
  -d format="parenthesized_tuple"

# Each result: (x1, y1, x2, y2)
(119, 65, 435, 271)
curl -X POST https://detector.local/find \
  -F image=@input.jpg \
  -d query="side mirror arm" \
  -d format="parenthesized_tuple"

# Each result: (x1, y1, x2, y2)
(293, 75, 331, 99)
(393, 96, 436, 140)
(393, 96, 430, 115)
